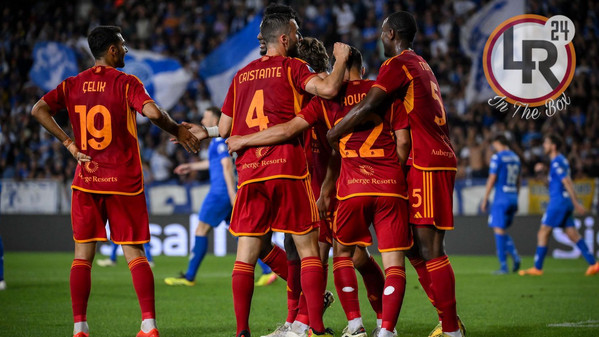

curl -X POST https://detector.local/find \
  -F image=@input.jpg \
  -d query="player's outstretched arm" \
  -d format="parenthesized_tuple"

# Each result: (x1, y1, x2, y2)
(31, 99, 91, 164)
(562, 176, 586, 214)
(219, 114, 233, 139)
(174, 161, 209, 175)
(226, 117, 310, 153)
(326, 86, 388, 148)
(304, 43, 350, 99)
(317, 150, 341, 220)
(143, 102, 201, 153)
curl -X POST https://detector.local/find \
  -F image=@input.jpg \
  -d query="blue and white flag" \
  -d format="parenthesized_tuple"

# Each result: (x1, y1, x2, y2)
(30, 42, 79, 91)
(200, 15, 262, 107)
(460, 0, 525, 104)
(120, 50, 191, 110)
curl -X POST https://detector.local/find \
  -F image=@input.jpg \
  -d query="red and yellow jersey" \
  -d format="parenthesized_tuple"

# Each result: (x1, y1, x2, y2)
(42, 65, 152, 195)
(374, 50, 457, 171)
(222, 55, 317, 187)
(306, 122, 332, 198)
(299, 80, 407, 200)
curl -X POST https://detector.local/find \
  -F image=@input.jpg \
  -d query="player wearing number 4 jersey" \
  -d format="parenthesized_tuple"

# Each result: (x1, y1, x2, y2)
(227, 47, 410, 337)
(184, 14, 350, 337)
(327, 12, 464, 337)
(31, 26, 200, 337)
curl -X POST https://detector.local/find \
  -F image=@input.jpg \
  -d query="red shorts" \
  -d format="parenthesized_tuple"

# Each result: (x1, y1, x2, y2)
(407, 168, 455, 230)
(229, 177, 319, 236)
(318, 198, 337, 245)
(333, 196, 412, 252)
(71, 189, 150, 244)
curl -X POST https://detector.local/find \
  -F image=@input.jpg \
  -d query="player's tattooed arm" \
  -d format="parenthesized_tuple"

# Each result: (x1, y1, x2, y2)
(143, 102, 201, 153)
(304, 42, 350, 99)
(327, 86, 388, 148)
(31, 99, 91, 164)
(226, 117, 310, 154)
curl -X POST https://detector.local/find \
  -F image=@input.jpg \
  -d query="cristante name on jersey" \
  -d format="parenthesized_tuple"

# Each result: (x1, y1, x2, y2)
(238, 67, 283, 84)
(82, 81, 106, 93)
(431, 148, 455, 158)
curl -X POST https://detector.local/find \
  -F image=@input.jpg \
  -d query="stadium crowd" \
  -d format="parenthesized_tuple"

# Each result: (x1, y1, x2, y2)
(1, 0, 598, 183)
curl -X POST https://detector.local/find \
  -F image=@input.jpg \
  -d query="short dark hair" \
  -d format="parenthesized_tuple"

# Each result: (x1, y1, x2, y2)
(493, 134, 509, 146)
(346, 46, 363, 71)
(88, 26, 122, 59)
(206, 106, 221, 119)
(386, 11, 417, 43)
(546, 134, 563, 150)
(297, 37, 329, 73)
(260, 13, 292, 45)
(264, 3, 301, 27)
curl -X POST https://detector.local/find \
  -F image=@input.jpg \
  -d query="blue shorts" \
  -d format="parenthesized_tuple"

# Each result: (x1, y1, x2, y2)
(541, 206, 575, 228)
(488, 201, 518, 229)
(199, 192, 232, 227)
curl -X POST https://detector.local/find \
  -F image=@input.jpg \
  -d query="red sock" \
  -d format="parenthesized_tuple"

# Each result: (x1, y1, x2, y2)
(323, 263, 329, 289)
(296, 293, 309, 325)
(70, 259, 92, 323)
(262, 245, 288, 281)
(426, 256, 458, 332)
(408, 256, 440, 319)
(301, 257, 325, 332)
(232, 261, 255, 335)
(356, 256, 384, 319)
(287, 259, 301, 324)
(381, 266, 406, 332)
(128, 257, 155, 320)
(333, 257, 361, 320)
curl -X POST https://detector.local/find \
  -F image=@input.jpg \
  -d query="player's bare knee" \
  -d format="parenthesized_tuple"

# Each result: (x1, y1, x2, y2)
(351, 246, 369, 268)
(195, 222, 212, 236)
(122, 244, 145, 263)
(333, 240, 354, 258)
(564, 227, 581, 242)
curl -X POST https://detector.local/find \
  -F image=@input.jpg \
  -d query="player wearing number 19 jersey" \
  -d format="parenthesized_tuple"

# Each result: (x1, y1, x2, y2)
(31, 26, 200, 337)
(327, 12, 463, 337)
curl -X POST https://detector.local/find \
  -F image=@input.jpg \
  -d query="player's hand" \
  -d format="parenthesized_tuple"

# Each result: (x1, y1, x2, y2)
(174, 163, 191, 175)
(316, 194, 331, 221)
(64, 139, 91, 165)
(226, 135, 247, 155)
(574, 202, 586, 215)
(480, 199, 488, 213)
(175, 123, 201, 153)
(333, 42, 351, 63)
(326, 127, 340, 152)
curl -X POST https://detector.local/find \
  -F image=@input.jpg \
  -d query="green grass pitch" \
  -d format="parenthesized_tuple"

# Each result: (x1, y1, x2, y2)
(0, 253, 597, 336)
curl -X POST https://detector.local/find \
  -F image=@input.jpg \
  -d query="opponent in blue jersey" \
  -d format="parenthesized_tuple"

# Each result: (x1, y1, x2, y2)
(481, 135, 521, 274)
(164, 107, 238, 286)
(520, 135, 599, 276)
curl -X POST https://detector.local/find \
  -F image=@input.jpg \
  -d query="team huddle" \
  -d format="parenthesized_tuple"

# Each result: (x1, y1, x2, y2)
(29, 3, 599, 337)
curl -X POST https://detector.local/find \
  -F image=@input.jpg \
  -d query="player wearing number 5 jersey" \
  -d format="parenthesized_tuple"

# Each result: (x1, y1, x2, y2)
(327, 12, 464, 337)
(31, 26, 200, 337)
(213, 14, 350, 337)
(481, 135, 522, 275)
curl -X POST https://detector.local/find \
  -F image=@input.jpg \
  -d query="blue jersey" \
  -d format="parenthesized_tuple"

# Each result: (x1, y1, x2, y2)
(208, 137, 232, 196)
(548, 154, 572, 209)
(489, 150, 520, 205)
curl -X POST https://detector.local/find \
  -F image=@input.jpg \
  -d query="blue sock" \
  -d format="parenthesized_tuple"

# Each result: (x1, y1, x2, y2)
(505, 234, 521, 262)
(0, 235, 4, 281)
(257, 259, 272, 275)
(534, 246, 548, 270)
(575, 239, 596, 265)
(494, 234, 508, 271)
(185, 236, 208, 281)
(143, 242, 153, 262)
(110, 242, 118, 262)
